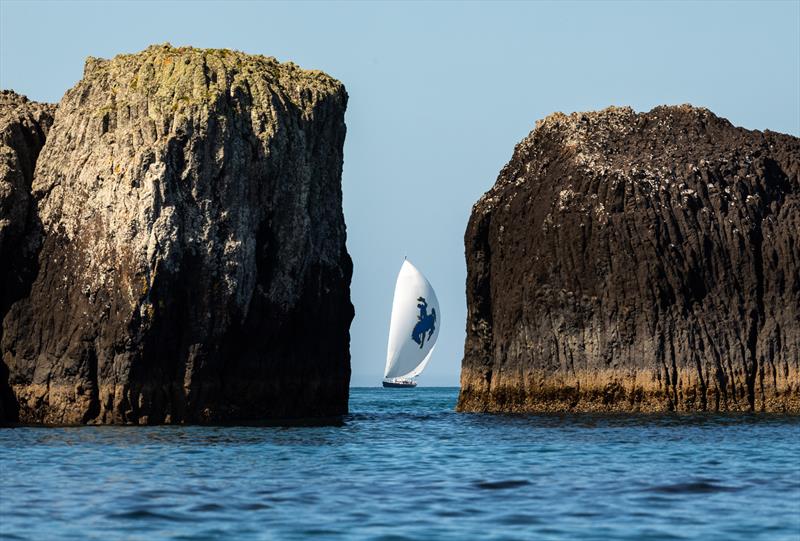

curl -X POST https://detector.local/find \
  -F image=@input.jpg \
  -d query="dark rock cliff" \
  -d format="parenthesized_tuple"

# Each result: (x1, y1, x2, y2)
(0, 91, 56, 422)
(458, 106, 799, 413)
(2, 45, 353, 424)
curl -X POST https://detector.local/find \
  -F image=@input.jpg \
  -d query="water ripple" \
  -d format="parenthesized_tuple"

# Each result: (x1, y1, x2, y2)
(1, 388, 799, 541)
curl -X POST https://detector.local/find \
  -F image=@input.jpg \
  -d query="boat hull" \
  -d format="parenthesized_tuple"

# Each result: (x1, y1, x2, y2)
(382, 380, 417, 388)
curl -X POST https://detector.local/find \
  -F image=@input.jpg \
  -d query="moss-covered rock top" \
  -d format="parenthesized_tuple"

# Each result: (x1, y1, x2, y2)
(80, 43, 345, 118)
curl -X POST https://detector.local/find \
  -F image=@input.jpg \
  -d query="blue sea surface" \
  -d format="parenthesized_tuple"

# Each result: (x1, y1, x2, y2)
(1, 387, 799, 540)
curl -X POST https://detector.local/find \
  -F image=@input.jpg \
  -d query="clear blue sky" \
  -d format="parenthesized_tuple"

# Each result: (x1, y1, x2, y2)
(2, 1, 799, 386)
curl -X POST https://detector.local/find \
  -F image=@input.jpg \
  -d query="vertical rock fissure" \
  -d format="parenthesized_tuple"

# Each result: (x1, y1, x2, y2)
(81, 346, 100, 424)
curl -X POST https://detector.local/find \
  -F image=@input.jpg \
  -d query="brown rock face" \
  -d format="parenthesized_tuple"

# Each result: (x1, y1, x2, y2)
(458, 106, 800, 413)
(2, 45, 353, 424)
(0, 91, 55, 422)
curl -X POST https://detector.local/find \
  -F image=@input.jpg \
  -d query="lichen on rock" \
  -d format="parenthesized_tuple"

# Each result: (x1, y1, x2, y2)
(458, 105, 800, 413)
(2, 44, 353, 424)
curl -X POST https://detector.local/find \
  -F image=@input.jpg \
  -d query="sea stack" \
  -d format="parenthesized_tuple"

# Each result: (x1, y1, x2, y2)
(458, 106, 799, 413)
(1, 45, 353, 424)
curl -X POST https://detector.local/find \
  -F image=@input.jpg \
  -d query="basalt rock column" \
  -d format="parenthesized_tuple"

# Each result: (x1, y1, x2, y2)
(458, 106, 799, 413)
(2, 45, 353, 423)
(0, 91, 55, 422)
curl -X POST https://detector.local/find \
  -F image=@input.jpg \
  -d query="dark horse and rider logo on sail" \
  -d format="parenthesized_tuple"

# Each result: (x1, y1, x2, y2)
(383, 260, 440, 388)
(411, 296, 436, 349)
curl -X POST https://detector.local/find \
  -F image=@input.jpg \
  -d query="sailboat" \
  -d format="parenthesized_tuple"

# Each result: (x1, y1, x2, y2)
(383, 259, 440, 388)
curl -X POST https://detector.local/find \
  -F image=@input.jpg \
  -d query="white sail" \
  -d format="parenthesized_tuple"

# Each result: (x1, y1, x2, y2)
(406, 345, 435, 378)
(384, 260, 440, 380)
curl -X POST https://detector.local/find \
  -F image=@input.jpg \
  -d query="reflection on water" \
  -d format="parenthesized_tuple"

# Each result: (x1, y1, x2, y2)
(1, 388, 799, 540)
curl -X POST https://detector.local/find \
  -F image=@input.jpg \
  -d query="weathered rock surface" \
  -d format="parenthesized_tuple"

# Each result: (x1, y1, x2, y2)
(458, 105, 800, 413)
(0, 91, 55, 422)
(2, 45, 353, 424)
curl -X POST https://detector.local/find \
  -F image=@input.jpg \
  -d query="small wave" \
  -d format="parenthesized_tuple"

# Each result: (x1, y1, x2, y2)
(473, 479, 531, 490)
(499, 512, 544, 525)
(189, 503, 226, 513)
(645, 480, 740, 494)
(238, 502, 272, 511)
(108, 509, 193, 522)
(368, 534, 417, 541)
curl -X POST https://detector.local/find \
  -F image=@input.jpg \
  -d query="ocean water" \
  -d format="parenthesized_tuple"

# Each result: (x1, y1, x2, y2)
(1, 387, 799, 541)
